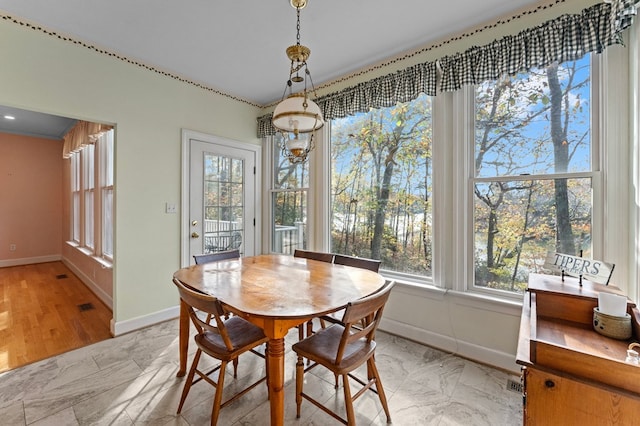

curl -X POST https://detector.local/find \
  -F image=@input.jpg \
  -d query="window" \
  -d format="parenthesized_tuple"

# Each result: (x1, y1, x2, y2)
(329, 93, 433, 277)
(471, 56, 594, 294)
(270, 133, 308, 254)
(69, 128, 114, 262)
(83, 144, 95, 251)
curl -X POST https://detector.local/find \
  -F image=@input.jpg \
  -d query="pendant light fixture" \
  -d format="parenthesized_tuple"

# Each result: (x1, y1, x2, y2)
(272, 0, 324, 164)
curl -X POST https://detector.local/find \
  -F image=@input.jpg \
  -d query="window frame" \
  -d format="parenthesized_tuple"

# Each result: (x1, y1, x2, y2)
(68, 129, 114, 265)
(326, 98, 436, 285)
(453, 55, 603, 300)
(264, 135, 311, 254)
(264, 130, 330, 254)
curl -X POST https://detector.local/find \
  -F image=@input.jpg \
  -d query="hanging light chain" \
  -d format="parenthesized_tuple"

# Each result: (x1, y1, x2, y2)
(296, 6, 301, 46)
(274, 0, 323, 165)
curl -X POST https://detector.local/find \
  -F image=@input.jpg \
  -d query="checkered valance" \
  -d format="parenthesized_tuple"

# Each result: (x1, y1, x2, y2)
(439, 0, 637, 92)
(258, 0, 637, 138)
(316, 62, 438, 122)
(257, 61, 437, 137)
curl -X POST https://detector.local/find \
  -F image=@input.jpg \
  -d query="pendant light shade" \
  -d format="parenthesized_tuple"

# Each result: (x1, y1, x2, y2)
(272, 93, 323, 134)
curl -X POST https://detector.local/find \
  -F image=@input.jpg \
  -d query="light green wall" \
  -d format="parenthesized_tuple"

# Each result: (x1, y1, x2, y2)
(0, 18, 261, 325)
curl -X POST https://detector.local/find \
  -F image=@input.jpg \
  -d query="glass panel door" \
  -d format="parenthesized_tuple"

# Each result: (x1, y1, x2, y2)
(189, 138, 256, 261)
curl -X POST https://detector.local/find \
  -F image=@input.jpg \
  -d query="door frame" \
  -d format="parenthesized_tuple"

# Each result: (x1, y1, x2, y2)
(180, 129, 262, 267)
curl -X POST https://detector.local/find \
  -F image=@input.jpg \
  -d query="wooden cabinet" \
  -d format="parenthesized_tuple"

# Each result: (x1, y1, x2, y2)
(517, 274, 640, 425)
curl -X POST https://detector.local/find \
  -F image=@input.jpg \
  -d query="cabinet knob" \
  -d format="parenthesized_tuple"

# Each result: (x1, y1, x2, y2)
(545, 379, 555, 388)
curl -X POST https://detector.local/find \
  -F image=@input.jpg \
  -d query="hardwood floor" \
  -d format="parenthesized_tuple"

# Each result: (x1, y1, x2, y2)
(0, 261, 112, 373)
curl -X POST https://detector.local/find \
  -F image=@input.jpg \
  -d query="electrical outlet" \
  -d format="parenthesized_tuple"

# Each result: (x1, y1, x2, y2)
(9, 244, 16, 251)
(165, 203, 177, 214)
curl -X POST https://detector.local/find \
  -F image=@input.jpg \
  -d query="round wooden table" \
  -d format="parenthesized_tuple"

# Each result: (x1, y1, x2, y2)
(173, 254, 385, 426)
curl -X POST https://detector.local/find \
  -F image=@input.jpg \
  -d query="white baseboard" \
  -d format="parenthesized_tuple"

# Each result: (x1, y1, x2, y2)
(456, 339, 520, 374)
(380, 317, 458, 353)
(105, 307, 518, 373)
(108, 310, 520, 372)
(380, 317, 520, 374)
(0, 254, 61, 268)
(111, 305, 180, 336)
(62, 259, 113, 310)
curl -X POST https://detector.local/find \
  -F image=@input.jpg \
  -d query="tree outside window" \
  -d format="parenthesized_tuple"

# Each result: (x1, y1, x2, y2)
(473, 55, 593, 294)
(330, 93, 433, 276)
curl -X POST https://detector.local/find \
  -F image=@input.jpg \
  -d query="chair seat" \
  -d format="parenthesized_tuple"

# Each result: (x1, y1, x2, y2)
(196, 316, 268, 361)
(293, 324, 376, 374)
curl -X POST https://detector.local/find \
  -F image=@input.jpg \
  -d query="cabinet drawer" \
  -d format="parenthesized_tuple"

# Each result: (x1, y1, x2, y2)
(524, 368, 640, 425)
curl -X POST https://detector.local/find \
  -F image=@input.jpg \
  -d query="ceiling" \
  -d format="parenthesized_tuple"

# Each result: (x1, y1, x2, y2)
(0, 0, 544, 108)
(0, 105, 76, 140)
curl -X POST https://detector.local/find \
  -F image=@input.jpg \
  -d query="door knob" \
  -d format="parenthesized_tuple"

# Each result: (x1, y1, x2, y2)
(192, 220, 198, 226)
(191, 232, 200, 238)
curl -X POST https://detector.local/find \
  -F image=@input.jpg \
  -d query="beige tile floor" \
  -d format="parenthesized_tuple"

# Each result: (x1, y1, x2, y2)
(0, 319, 522, 425)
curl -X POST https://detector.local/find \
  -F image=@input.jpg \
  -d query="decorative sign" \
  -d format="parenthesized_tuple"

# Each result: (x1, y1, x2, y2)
(543, 252, 615, 285)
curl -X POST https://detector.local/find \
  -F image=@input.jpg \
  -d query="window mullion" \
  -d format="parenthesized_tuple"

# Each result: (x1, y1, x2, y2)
(432, 91, 455, 289)
(599, 43, 632, 294)
(454, 86, 476, 292)
(309, 123, 330, 251)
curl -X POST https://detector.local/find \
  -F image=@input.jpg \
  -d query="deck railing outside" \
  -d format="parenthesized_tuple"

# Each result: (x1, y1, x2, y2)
(273, 222, 304, 254)
(203, 220, 305, 255)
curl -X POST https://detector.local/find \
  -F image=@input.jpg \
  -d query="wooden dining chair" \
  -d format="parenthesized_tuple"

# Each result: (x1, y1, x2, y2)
(193, 249, 240, 265)
(293, 249, 335, 340)
(333, 254, 381, 272)
(173, 278, 269, 426)
(319, 254, 382, 332)
(293, 249, 335, 263)
(292, 280, 395, 425)
(193, 249, 240, 322)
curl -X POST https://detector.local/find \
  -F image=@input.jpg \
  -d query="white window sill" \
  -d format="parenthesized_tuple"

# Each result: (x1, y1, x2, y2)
(93, 256, 113, 269)
(387, 275, 523, 317)
(65, 240, 113, 269)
